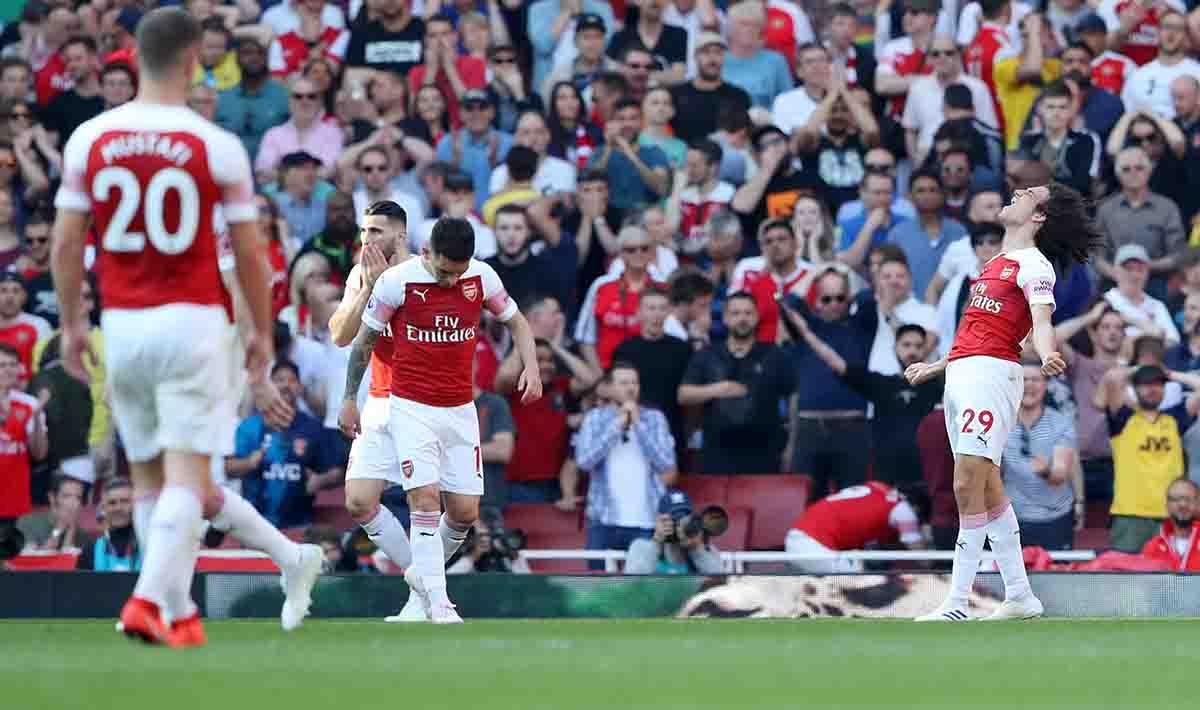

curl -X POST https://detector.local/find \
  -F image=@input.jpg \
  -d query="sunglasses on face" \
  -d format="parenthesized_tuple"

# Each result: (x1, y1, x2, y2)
(819, 293, 848, 305)
(927, 49, 956, 58)
(292, 92, 319, 101)
(622, 244, 652, 254)
(360, 163, 389, 173)
(26, 236, 48, 245)
(864, 162, 893, 173)
(492, 56, 516, 64)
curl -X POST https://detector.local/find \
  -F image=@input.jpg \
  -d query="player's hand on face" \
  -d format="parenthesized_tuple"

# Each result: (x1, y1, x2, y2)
(61, 325, 96, 383)
(252, 378, 295, 431)
(361, 243, 389, 286)
(1040, 352, 1066, 377)
(517, 362, 543, 404)
(338, 398, 361, 438)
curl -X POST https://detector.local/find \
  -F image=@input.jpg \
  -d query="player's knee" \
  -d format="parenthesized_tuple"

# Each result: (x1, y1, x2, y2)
(951, 476, 976, 502)
(407, 485, 441, 512)
(345, 492, 380, 522)
(444, 501, 478, 529)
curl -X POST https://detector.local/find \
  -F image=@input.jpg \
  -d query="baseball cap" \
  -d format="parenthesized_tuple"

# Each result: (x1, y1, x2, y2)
(694, 32, 727, 52)
(1115, 244, 1150, 266)
(658, 489, 694, 520)
(461, 88, 492, 107)
(279, 151, 321, 170)
(116, 7, 143, 35)
(907, 0, 941, 14)
(0, 272, 25, 288)
(1076, 13, 1107, 35)
(576, 13, 606, 34)
(1132, 364, 1169, 386)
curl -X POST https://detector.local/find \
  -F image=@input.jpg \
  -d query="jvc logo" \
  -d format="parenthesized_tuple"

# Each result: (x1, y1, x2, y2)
(263, 463, 303, 482)
(1138, 437, 1172, 453)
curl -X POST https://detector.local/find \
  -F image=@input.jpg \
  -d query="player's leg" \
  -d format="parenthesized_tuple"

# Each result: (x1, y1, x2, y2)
(407, 481, 457, 621)
(980, 468, 1043, 620)
(128, 458, 164, 553)
(441, 492, 476, 563)
(346, 396, 414, 569)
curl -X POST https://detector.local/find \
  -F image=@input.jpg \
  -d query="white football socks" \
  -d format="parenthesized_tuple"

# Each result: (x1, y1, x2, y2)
(133, 486, 202, 613)
(132, 491, 159, 554)
(212, 489, 301, 569)
(985, 500, 1033, 601)
(947, 511, 989, 608)
(439, 513, 469, 562)
(410, 510, 447, 600)
(361, 505, 413, 568)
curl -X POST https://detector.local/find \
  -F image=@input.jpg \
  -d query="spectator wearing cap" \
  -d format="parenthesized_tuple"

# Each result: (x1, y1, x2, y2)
(539, 13, 617, 107)
(587, 97, 670, 211)
(1140, 478, 1200, 571)
(721, 1, 793, 109)
(606, 0, 688, 87)
(255, 76, 344, 184)
(435, 89, 513, 211)
(1095, 147, 1186, 286)
(1017, 79, 1100, 197)
(1001, 361, 1081, 551)
(0, 272, 50, 388)
(886, 169, 968, 299)
(902, 35, 998, 167)
(1103, 244, 1181, 346)
(1096, 364, 1200, 552)
(528, 0, 616, 94)
(485, 45, 544, 136)
(992, 13, 1062, 150)
(42, 37, 103, 145)
(669, 32, 751, 145)
(195, 18, 240, 90)
(626, 489, 723, 575)
(270, 151, 333, 245)
(102, 7, 141, 69)
(408, 14, 486, 130)
(216, 37, 291, 160)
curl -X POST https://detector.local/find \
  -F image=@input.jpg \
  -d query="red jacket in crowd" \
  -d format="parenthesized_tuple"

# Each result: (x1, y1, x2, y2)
(1140, 519, 1200, 572)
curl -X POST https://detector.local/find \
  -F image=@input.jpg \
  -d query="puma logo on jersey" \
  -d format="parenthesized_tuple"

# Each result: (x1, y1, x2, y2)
(412, 288, 429, 302)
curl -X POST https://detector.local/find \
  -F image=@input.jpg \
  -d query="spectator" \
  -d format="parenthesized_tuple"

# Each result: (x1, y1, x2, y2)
(609, 206, 680, 281)
(436, 89, 513, 211)
(887, 169, 969, 298)
(256, 77, 344, 184)
(0, 273, 50, 387)
(720, 2, 791, 109)
(867, 248, 939, 374)
(230, 361, 343, 529)
(731, 125, 819, 248)
(1076, 13, 1134, 96)
(42, 36, 102, 145)
(835, 147, 917, 223)
(473, 365, 516, 514)
(539, 13, 616, 106)
(903, 36, 999, 166)
(76, 478, 138, 572)
(530, 168, 620, 304)
(917, 404, 958, 551)
(1120, 9, 1197, 119)
(1018, 79, 1100, 196)
(785, 482, 924, 574)
(699, 210, 744, 339)
(792, 85, 881, 217)
(482, 146, 541, 226)
(412, 171, 498, 258)
(99, 62, 135, 112)
(1103, 244, 1181, 346)
(679, 292, 795, 474)
(938, 147, 976, 222)
(664, 267, 716, 347)
(497, 331, 596, 505)
(576, 226, 665, 371)
(931, 93, 1008, 185)
(1096, 148, 1186, 285)
(262, 0, 347, 38)
(836, 172, 907, 271)
(527, 0, 616, 94)
(486, 204, 575, 311)
(409, 14, 486, 129)
(1035, 40, 1124, 147)
(545, 81, 603, 169)
(934, 221, 1005, 353)
(490, 110, 576, 199)
(626, 490, 723, 574)
(30, 7, 78, 107)
(1108, 109, 1189, 217)
(1003, 362, 1081, 550)
(296, 191, 360, 282)
(345, 0, 425, 76)
(613, 287, 693, 453)
(346, 145, 426, 228)
(12, 212, 54, 326)
(216, 37, 291, 160)
(1140, 478, 1200, 571)
(639, 87, 686, 168)
(963, 0, 1015, 126)
(1096, 364, 1199, 552)
(614, 44, 655, 105)
(608, 0, 688, 87)
(669, 32, 752, 145)
(16, 474, 90, 551)
(411, 84, 451, 148)
(271, 151, 331, 247)
(589, 70, 630, 130)
(483, 46, 544, 136)
(196, 18, 240, 89)
(792, 193, 839, 265)
(666, 139, 734, 255)
(0, 58, 33, 103)
(993, 13, 1063, 150)
(825, 3, 875, 92)
(874, 0, 938, 120)
(771, 43, 832, 137)
(99, 6, 140, 68)
(588, 98, 670, 210)
(577, 362, 676, 568)
(0, 342, 47, 524)
(730, 219, 811, 344)
(279, 252, 339, 347)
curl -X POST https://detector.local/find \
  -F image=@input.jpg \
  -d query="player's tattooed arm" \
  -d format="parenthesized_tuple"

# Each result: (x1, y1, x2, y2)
(343, 326, 382, 401)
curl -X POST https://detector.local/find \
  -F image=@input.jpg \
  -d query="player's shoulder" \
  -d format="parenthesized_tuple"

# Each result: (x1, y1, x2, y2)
(1011, 247, 1055, 273)
(378, 255, 428, 287)
(465, 257, 499, 279)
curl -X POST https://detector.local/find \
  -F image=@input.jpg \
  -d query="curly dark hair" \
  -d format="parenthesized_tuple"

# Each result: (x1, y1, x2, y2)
(1035, 182, 1104, 271)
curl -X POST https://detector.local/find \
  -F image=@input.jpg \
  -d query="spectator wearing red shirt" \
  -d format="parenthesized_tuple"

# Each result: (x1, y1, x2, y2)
(1140, 478, 1200, 571)
(33, 7, 80, 106)
(785, 482, 925, 574)
(0, 343, 48, 523)
(730, 219, 811, 343)
(268, 0, 348, 80)
(1099, 0, 1186, 67)
(408, 15, 486, 130)
(575, 226, 666, 372)
(874, 0, 938, 119)
(964, 0, 1014, 130)
(669, 139, 735, 257)
(255, 192, 298, 318)
(0, 274, 50, 388)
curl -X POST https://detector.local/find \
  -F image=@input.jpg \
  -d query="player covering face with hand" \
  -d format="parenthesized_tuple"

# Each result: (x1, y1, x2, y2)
(905, 183, 1102, 622)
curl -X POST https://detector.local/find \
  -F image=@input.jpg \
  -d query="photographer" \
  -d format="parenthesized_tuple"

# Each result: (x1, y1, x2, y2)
(448, 513, 531, 574)
(626, 490, 723, 575)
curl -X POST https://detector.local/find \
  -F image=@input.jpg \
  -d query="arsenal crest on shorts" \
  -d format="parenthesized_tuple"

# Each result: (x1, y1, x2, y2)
(293, 438, 307, 458)
(461, 280, 478, 302)
(402, 459, 414, 478)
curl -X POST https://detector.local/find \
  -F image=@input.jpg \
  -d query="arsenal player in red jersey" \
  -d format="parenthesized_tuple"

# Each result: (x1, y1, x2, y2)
(50, 8, 274, 647)
(906, 183, 1101, 621)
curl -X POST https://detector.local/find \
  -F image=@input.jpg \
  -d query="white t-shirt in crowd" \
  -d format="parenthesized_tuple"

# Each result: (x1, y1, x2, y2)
(489, 156, 577, 195)
(1104, 288, 1182, 344)
(868, 295, 940, 375)
(771, 88, 821, 136)
(606, 437, 655, 528)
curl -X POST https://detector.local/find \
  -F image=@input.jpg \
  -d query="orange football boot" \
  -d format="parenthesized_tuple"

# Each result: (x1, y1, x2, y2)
(169, 612, 208, 648)
(118, 596, 172, 645)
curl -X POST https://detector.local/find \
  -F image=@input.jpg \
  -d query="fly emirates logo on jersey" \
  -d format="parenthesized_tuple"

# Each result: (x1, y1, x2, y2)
(405, 314, 478, 344)
(969, 281, 1004, 314)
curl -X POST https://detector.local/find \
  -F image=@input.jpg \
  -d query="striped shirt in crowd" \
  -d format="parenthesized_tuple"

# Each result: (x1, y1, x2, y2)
(1001, 407, 1077, 524)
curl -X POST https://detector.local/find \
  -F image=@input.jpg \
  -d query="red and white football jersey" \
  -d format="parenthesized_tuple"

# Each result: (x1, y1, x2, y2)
(947, 247, 1056, 363)
(1091, 50, 1139, 95)
(0, 391, 41, 518)
(792, 482, 921, 551)
(0, 313, 52, 387)
(730, 255, 811, 343)
(964, 22, 1012, 130)
(1099, 0, 1186, 66)
(362, 256, 517, 407)
(343, 263, 395, 399)
(877, 36, 933, 118)
(55, 103, 257, 314)
(574, 273, 668, 369)
(679, 181, 735, 253)
(764, 0, 815, 76)
(268, 27, 348, 78)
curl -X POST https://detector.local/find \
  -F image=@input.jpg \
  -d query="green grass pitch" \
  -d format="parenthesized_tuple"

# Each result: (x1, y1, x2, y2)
(2, 618, 1194, 709)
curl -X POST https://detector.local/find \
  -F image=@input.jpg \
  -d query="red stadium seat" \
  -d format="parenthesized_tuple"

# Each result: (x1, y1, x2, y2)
(726, 474, 810, 550)
(315, 487, 343, 510)
(679, 475, 730, 507)
(503, 503, 587, 573)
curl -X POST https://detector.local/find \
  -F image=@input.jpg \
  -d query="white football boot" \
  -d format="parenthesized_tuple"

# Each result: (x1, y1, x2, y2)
(280, 544, 324, 631)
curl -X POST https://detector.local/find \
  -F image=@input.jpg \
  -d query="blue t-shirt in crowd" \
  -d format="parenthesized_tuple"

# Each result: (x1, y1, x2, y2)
(587, 142, 670, 210)
(436, 128, 514, 211)
(720, 50, 793, 108)
(886, 217, 968, 298)
(836, 211, 909, 254)
(236, 411, 336, 528)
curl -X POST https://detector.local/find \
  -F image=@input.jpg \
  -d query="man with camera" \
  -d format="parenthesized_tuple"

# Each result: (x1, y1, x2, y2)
(447, 510, 531, 574)
(627, 490, 724, 575)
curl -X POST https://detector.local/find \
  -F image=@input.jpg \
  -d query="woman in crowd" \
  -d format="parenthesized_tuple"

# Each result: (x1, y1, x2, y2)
(546, 81, 601, 171)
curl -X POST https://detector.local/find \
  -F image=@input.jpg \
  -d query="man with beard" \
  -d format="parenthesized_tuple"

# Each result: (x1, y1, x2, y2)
(1095, 364, 1200, 552)
(296, 191, 359, 281)
(669, 33, 751, 145)
(667, 139, 735, 255)
(731, 125, 821, 254)
(730, 219, 811, 344)
(606, 0, 688, 86)
(485, 204, 576, 312)
(216, 37, 291, 160)
(42, 37, 103, 144)
(587, 98, 669, 210)
(792, 83, 880, 216)
(1140, 478, 1200, 570)
(12, 212, 57, 327)
(1025, 41, 1124, 146)
(678, 292, 794, 475)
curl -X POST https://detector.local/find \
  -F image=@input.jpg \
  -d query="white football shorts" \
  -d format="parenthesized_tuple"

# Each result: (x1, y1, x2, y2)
(387, 396, 482, 496)
(943, 355, 1024, 466)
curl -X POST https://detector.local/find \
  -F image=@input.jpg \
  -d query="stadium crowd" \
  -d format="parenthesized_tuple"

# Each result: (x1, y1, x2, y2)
(5, 0, 1200, 575)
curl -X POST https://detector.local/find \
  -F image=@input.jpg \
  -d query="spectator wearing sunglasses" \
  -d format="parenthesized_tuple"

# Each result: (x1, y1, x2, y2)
(1106, 108, 1189, 221)
(834, 147, 916, 223)
(1000, 361, 1079, 551)
(11, 211, 56, 327)
(1094, 147, 1186, 290)
(255, 76, 345, 184)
